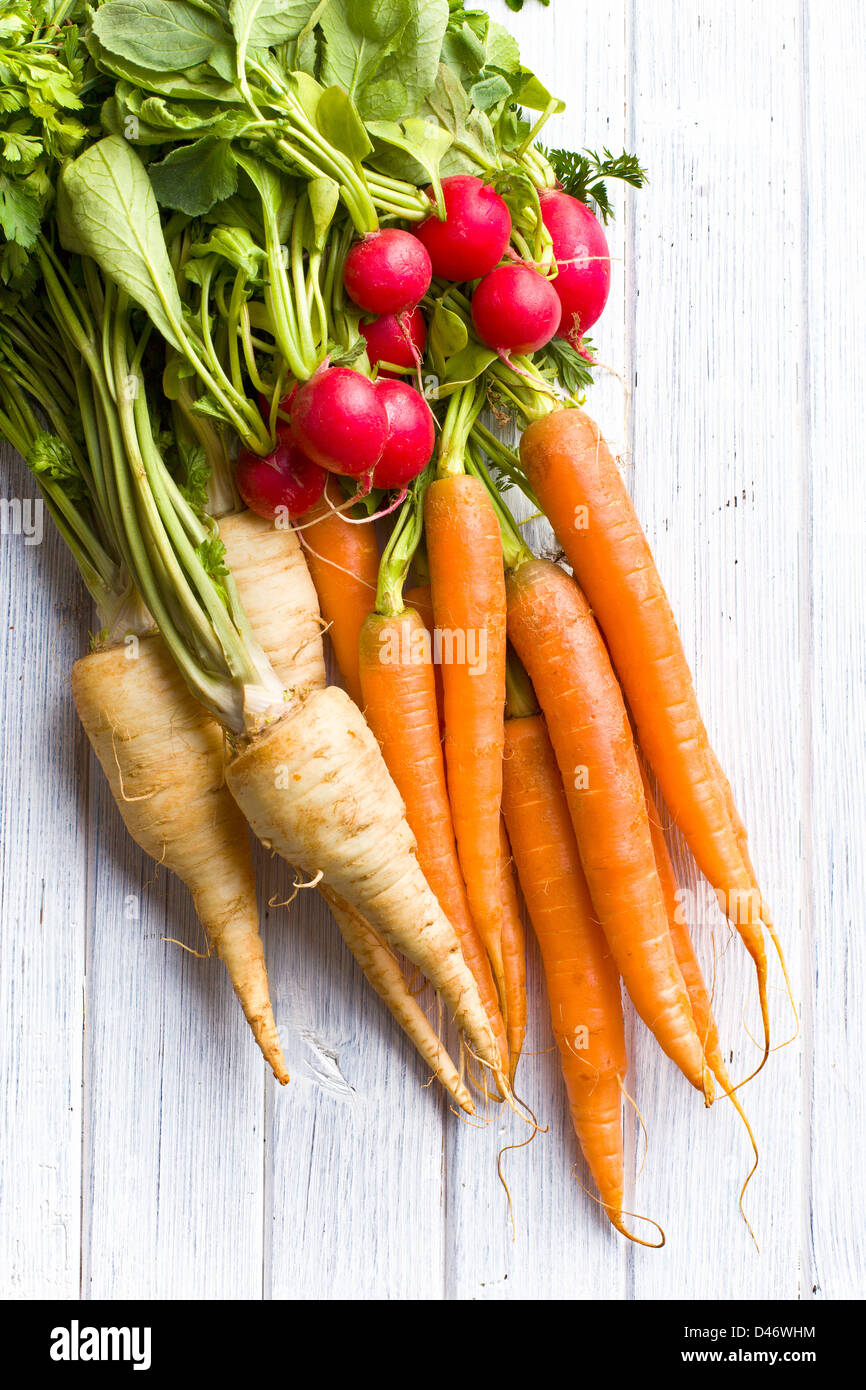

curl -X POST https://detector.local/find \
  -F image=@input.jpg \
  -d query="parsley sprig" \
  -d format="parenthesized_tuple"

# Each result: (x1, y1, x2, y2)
(542, 146, 648, 223)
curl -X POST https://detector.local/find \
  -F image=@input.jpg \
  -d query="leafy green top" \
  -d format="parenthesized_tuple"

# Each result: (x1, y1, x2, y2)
(0, 1, 88, 284)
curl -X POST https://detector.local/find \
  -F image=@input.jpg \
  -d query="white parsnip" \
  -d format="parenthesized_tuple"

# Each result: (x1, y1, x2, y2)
(219, 511, 326, 695)
(71, 635, 287, 1082)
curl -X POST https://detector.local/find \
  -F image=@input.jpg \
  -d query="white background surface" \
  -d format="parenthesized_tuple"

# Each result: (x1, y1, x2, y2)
(1, 0, 863, 1301)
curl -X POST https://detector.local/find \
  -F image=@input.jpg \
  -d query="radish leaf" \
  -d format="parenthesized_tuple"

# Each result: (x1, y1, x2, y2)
(58, 137, 186, 351)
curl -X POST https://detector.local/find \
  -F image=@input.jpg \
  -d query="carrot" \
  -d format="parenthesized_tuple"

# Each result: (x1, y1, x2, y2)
(226, 684, 506, 1077)
(323, 889, 475, 1115)
(506, 557, 713, 1100)
(502, 708, 651, 1242)
(359, 605, 508, 1069)
(403, 584, 444, 725)
(498, 820, 527, 1081)
(425, 474, 508, 997)
(72, 634, 287, 1084)
(298, 476, 379, 706)
(520, 409, 782, 1055)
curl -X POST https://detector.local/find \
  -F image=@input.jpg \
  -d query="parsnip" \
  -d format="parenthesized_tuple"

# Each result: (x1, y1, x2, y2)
(71, 635, 288, 1083)
(219, 511, 326, 695)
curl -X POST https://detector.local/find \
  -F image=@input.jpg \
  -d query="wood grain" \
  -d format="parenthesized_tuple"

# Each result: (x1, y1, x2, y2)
(1, 0, 863, 1300)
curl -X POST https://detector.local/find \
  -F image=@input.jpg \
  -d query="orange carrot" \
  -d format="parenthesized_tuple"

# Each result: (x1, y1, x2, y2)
(404, 583, 444, 726)
(498, 820, 527, 1080)
(506, 557, 713, 1101)
(425, 474, 508, 1000)
(299, 476, 379, 706)
(358, 605, 508, 1069)
(520, 409, 781, 1054)
(501, 709, 659, 1242)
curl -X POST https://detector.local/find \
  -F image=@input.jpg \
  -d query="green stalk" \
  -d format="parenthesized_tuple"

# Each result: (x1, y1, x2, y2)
(437, 383, 486, 479)
(505, 652, 539, 721)
(470, 421, 538, 506)
(464, 446, 533, 574)
(375, 469, 433, 617)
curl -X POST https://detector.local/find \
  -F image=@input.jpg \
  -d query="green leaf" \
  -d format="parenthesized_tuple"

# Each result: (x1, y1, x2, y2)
(423, 65, 498, 174)
(316, 85, 372, 162)
(0, 173, 42, 249)
(87, 31, 243, 102)
(468, 74, 511, 112)
(196, 530, 230, 601)
(443, 342, 496, 386)
(27, 431, 86, 501)
(485, 22, 521, 76)
(320, 0, 410, 106)
(367, 117, 452, 209)
(149, 136, 238, 215)
(374, 0, 448, 115)
(92, 0, 232, 75)
(178, 441, 210, 516)
(441, 20, 486, 78)
(428, 300, 467, 378)
(536, 335, 595, 398)
(307, 176, 340, 249)
(58, 136, 186, 352)
(514, 70, 565, 115)
(542, 146, 649, 224)
(189, 224, 266, 279)
(289, 69, 326, 122)
(228, 0, 325, 51)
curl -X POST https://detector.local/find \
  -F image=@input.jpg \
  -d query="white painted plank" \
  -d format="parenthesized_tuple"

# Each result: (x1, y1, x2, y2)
(444, 0, 631, 1300)
(626, 0, 803, 1296)
(0, 447, 88, 1298)
(804, 0, 866, 1302)
(81, 780, 266, 1299)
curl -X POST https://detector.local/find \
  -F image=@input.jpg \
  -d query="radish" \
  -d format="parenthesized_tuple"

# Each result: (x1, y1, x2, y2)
(372, 379, 435, 490)
(291, 366, 388, 478)
(361, 308, 428, 375)
(415, 175, 512, 282)
(539, 188, 612, 343)
(343, 229, 432, 315)
(236, 438, 326, 520)
(471, 263, 562, 356)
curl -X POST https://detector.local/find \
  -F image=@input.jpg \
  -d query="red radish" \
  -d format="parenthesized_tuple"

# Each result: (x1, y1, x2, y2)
(415, 175, 512, 283)
(539, 188, 611, 343)
(361, 308, 428, 374)
(471, 263, 561, 356)
(291, 367, 388, 478)
(372, 379, 435, 491)
(236, 438, 326, 520)
(343, 230, 432, 316)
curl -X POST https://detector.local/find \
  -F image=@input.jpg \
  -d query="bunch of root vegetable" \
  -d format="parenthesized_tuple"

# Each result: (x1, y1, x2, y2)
(0, 0, 791, 1242)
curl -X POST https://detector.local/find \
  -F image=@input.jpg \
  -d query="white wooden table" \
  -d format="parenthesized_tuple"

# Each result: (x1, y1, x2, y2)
(2, 0, 863, 1301)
